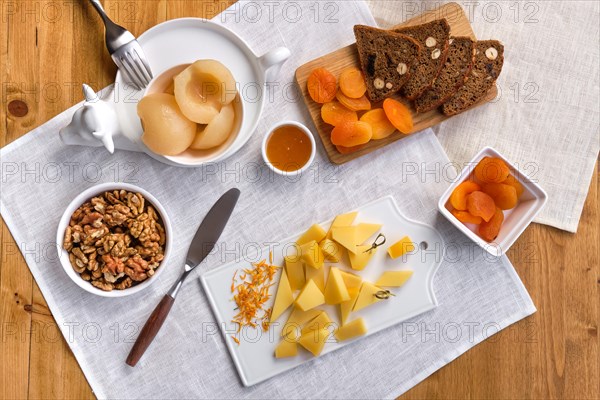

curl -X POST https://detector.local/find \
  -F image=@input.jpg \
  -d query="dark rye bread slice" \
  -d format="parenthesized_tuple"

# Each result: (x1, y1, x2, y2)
(394, 19, 451, 100)
(414, 36, 475, 113)
(354, 25, 421, 102)
(442, 40, 504, 115)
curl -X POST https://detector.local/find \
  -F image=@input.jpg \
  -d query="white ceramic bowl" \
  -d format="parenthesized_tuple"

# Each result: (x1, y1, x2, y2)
(261, 121, 316, 176)
(56, 183, 173, 297)
(114, 18, 291, 168)
(438, 146, 548, 257)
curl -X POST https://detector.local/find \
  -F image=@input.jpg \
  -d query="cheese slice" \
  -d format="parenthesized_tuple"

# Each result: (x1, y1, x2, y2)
(376, 270, 413, 287)
(275, 340, 298, 358)
(324, 266, 350, 305)
(298, 327, 330, 356)
(301, 311, 333, 334)
(284, 256, 305, 291)
(270, 269, 294, 322)
(355, 223, 382, 245)
(281, 307, 321, 338)
(295, 279, 325, 311)
(335, 317, 367, 341)
(339, 287, 360, 325)
(326, 211, 358, 238)
(387, 236, 415, 259)
(340, 270, 362, 289)
(331, 226, 358, 254)
(297, 224, 327, 246)
(304, 264, 325, 291)
(348, 245, 377, 271)
(352, 282, 384, 312)
(319, 238, 342, 262)
(300, 240, 325, 269)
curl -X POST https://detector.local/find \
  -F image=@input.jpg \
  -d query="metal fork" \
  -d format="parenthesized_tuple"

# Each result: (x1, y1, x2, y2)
(89, 0, 153, 90)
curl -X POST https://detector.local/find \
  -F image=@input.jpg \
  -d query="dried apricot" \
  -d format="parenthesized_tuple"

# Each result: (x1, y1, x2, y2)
(360, 109, 396, 140)
(466, 191, 496, 222)
(307, 67, 337, 103)
(336, 144, 366, 154)
(474, 157, 510, 183)
(339, 67, 367, 99)
(321, 102, 358, 126)
(478, 208, 504, 242)
(336, 91, 371, 111)
(482, 183, 518, 210)
(330, 121, 372, 147)
(383, 98, 413, 134)
(451, 209, 483, 225)
(503, 174, 524, 197)
(450, 181, 481, 211)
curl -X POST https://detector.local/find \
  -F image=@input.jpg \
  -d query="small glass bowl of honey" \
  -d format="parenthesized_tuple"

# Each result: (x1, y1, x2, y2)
(261, 121, 316, 176)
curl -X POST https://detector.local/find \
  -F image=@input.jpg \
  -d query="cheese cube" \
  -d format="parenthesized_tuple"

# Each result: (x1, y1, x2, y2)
(319, 238, 342, 262)
(304, 264, 325, 291)
(387, 236, 415, 259)
(376, 270, 413, 287)
(352, 282, 384, 312)
(281, 307, 321, 338)
(300, 240, 325, 269)
(339, 287, 360, 325)
(335, 318, 367, 341)
(324, 267, 350, 305)
(298, 327, 330, 356)
(326, 211, 358, 238)
(301, 311, 333, 334)
(295, 279, 325, 311)
(348, 245, 377, 271)
(297, 224, 327, 246)
(331, 226, 358, 254)
(275, 340, 298, 358)
(284, 256, 305, 291)
(355, 223, 382, 245)
(270, 269, 294, 322)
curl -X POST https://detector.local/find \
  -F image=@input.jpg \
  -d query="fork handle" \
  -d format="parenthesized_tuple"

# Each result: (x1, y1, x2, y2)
(88, 0, 134, 53)
(89, 0, 109, 23)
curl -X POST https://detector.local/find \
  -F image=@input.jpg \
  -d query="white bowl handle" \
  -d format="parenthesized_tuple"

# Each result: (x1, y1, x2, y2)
(259, 47, 291, 82)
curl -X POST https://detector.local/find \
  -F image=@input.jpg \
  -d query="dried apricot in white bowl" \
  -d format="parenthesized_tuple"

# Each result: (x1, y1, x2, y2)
(174, 59, 237, 123)
(138, 93, 196, 155)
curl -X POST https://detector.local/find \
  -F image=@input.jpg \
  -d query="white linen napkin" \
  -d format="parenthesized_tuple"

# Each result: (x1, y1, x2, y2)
(367, 0, 600, 233)
(1, 1, 536, 398)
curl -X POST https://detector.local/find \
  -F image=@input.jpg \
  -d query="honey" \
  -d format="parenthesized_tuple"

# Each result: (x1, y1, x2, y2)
(266, 125, 313, 172)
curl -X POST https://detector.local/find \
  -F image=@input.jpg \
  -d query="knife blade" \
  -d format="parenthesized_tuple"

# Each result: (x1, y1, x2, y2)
(126, 188, 241, 366)
(185, 188, 240, 267)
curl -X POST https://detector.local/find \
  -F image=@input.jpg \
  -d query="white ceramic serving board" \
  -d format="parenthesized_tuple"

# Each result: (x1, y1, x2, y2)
(201, 195, 444, 386)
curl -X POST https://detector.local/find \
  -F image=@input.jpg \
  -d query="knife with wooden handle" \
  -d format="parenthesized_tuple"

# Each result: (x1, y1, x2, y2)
(126, 188, 241, 366)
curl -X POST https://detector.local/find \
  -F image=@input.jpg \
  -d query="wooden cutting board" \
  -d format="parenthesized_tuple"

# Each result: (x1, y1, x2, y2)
(295, 2, 497, 165)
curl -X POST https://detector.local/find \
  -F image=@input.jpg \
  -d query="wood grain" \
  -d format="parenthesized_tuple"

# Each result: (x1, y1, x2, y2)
(295, 2, 497, 165)
(126, 295, 175, 367)
(0, 1, 598, 399)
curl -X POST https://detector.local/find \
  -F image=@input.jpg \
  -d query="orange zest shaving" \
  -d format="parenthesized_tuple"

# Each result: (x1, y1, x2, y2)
(231, 336, 240, 345)
(231, 259, 279, 339)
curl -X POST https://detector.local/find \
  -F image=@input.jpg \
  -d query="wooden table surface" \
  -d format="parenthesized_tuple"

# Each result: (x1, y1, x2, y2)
(1, 1, 598, 399)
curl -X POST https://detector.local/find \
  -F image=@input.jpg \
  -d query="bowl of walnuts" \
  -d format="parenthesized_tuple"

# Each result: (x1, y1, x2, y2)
(56, 183, 172, 297)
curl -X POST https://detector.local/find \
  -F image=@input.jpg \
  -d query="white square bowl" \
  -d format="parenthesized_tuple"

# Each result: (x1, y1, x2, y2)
(438, 146, 548, 257)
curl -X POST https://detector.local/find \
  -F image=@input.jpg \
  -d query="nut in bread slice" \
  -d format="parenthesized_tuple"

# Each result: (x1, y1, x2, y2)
(354, 25, 421, 102)
(441, 40, 504, 116)
(395, 19, 451, 100)
(414, 36, 475, 113)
